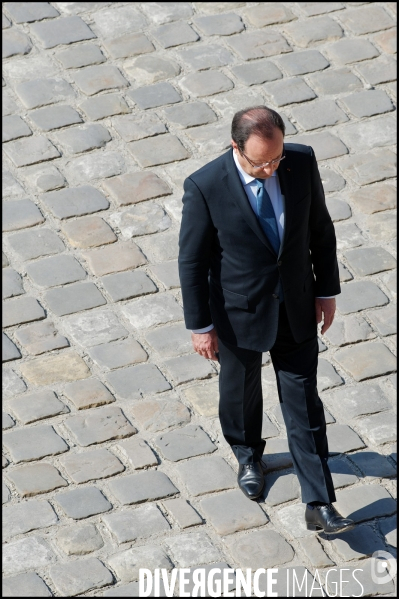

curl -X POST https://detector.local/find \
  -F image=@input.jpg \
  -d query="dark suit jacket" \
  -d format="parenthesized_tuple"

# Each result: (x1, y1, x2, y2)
(178, 144, 340, 352)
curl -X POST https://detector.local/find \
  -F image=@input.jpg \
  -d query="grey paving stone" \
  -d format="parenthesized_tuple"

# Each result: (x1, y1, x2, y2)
(4, 136, 60, 167)
(329, 457, 359, 489)
(349, 183, 396, 214)
(66, 150, 125, 184)
(373, 28, 396, 54)
(263, 77, 316, 106)
(22, 164, 66, 192)
(2, 412, 15, 429)
(326, 197, 351, 221)
(307, 68, 363, 97)
(108, 470, 178, 505)
(3, 52, 58, 82)
(181, 382, 220, 417)
(30, 15, 95, 48)
(2, 269, 24, 300)
(317, 358, 344, 391)
(65, 406, 136, 447)
(2, 115, 32, 142)
(26, 254, 87, 288)
(166, 531, 222, 567)
(63, 309, 128, 348)
(128, 134, 189, 168)
(103, 503, 170, 544)
(381, 270, 396, 300)
(335, 342, 396, 382)
(14, 320, 68, 355)
(335, 222, 365, 250)
(325, 383, 392, 420)
(2, 13, 11, 28)
(129, 82, 182, 110)
(324, 314, 375, 347)
(292, 132, 347, 162)
(117, 437, 158, 469)
(163, 353, 215, 385)
(277, 50, 329, 76)
(227, 30, 292, 60)
(344, 247, 396, 276)
(298, 535, 334, 568)
(325, 37, 380, 66)
(196, 3, 246, 14)
(355, 411, 397, 446)
(92, 4, 147, 37)
(276, 502, 314, 538)
(261, 471, 300, 505)
(261, 412, 280, 438)
(60, 448, 124, 483)
(338, 263, 385, 297)
(3, 170, 24, 198)
(125, 53, 181, 85)
(73, 65, 128, 96)
(88, 338, 147, 370)
(44, 282, 106, 316)
(55, 486, 112, 520)
(145, 323, 192, 357)
(2, 90, 18, 116)
(341, 90, 394, 119)
(177, 455, 236, 496)
(3, 535, 56, 576)
(201, 488, 268, 536)
(163, 498, 202, 529)
(297, 2, 344, 16)
(3, 296, 45, 328)
(3, 424, 68, 463)
(41, 185, 109, 219)
(28, 105, 82, 131)
(15, 77, 75, 109)
(2, 252, 10, 268)
(2, 572, 52, 597)
(103, 33, 154, 60)
(102, 271, 157, 302)
(366, 211, 396, 243)
(230, 59, 281, 87)
(54, 123, 111, 154)
(348, 450, 396, 479)
(193, 13, 244, 36)
(4, 2, 59, 22)
(177, 44, 234, 71)
(152, 22, 199, 48)
(112, 113, 166, 142)
(160, 102, 217, 130)
(130, 396, 190, 432)
(50, 556, 113, 595)
(56, 522, 104, 555)
(121, 292, 183, 329)
(80, 93, 129, 120)
(185, 122, 231, 155)
(357, 55, 397, 85)
(2, 367, 27, 399)
(5, 462, 67, 497)
(140, 2, 193, 25)
(379, 515, 397, 548)
(155, 424, 216, 462)
(129, 229, 178, 261)
(329, 523, 387, 562)
(225, 528, 294, 568)
(55, 43, 106, 68)
(327, 424, 366, 454)
(2, 29, 32, 58)
(62, 216, 116, 249)
(107, 545, 172, 584)
(103, 171, 171, 206)
(64, 378, 115, 410)
(20, 350, 90, 385)
(106, 363, 171, 400)
(10, 389, 68, 424)
(2, 211, 31, 249)
(291, 100, 348, 130)
(339, 5, 395, 35)
(335, 484, 396, 522)
(244, 3, 295, 26)
(368, 304, 396, 337)
(82, 241, 146, 276)
(283, 15, 343, 47)
(180, 70, 234, 98)
(148, 261, 179, 290)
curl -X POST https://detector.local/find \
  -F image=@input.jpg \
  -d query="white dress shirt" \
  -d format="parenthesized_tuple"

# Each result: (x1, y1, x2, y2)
(192, 151, 333, 334)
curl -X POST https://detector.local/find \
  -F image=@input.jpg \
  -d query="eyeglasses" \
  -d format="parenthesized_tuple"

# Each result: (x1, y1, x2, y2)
(241, 151, 286, 170)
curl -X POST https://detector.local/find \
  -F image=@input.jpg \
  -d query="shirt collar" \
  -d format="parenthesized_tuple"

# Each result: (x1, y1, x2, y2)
(233, 150, 277, 185)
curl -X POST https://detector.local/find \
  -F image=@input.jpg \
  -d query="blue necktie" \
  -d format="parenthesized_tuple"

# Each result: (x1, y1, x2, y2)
(255, 179, 280, 255)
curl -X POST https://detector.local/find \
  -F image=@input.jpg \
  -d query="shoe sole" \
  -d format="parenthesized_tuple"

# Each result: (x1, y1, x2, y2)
(306, 522, 356, 534)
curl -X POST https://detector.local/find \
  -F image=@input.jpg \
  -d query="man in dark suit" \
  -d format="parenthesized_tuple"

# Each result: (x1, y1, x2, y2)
(178, 106, 355, 534)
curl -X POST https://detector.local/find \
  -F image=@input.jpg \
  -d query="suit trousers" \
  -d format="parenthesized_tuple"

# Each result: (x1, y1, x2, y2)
(218, 302, 336, 504)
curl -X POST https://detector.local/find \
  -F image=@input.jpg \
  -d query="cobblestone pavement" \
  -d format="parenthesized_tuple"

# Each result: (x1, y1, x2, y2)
(2, 1, 397, 596)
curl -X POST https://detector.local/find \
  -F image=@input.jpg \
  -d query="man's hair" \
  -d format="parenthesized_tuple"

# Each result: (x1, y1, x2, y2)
(231, 106, 285, 152)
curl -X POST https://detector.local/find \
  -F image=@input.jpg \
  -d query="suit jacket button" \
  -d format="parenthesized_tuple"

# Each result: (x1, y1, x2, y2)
(277, 260, 282, 266)
(272, 293, 279, 299)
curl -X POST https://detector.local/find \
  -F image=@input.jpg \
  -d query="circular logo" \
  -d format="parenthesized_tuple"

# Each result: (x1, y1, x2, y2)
(370, 550, 397, 585)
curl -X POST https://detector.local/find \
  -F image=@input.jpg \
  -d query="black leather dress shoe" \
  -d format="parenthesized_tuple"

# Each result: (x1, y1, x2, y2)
(237, 463, 265, 500)
(305, 503, 355, 534)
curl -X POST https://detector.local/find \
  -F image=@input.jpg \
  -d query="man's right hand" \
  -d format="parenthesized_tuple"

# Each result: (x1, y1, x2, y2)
(191, 328, 219, 360)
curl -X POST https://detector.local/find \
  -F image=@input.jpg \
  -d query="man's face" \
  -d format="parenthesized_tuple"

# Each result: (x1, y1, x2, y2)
(232, 129, 285, 179)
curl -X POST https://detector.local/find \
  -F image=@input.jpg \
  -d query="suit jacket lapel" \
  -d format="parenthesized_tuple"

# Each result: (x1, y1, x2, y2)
(222, 149, 276, 254)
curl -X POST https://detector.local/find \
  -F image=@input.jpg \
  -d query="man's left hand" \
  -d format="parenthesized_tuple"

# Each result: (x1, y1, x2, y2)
(315, 298, 336, 335)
